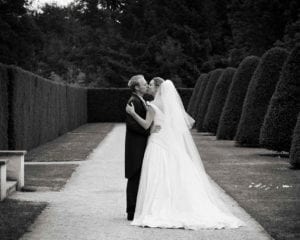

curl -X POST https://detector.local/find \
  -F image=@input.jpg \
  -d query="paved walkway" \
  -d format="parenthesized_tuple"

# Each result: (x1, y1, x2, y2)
(11, 124, 273, 240)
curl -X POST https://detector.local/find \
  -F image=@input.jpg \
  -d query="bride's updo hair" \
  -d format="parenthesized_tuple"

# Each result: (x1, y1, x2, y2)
(152, 77, 165, 87)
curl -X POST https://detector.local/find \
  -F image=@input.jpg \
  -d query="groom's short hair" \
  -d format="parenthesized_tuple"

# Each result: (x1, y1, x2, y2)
(128, 75, 144, 92)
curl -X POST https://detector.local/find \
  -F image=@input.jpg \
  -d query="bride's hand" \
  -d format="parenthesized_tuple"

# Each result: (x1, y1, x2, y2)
(126, 103, 135, 115)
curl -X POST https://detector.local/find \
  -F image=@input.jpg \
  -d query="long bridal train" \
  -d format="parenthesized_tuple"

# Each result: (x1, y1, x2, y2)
(131, 80, 245, 230)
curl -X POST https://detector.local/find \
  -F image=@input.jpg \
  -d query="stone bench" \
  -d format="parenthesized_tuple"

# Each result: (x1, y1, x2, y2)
(0, 151, 26, 201)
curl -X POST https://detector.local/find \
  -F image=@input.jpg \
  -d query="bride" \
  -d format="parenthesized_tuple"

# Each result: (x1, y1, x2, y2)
(125, 77, 244, 230)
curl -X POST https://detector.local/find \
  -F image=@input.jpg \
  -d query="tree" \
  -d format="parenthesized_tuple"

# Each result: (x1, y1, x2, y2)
(203, 67, 236, 134)
(118, 0, 209, 87)
(217, 56, 260, 140)
(235, 47, 289, 146)
(35, 3, 136, 87)
(260, 46, 300, 152)
(228, 0, 300, 56)
(275, 13, 300, 51)
(0, 0, 42, 70)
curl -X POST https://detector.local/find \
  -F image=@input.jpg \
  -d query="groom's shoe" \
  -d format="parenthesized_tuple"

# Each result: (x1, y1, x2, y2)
(127, 212, 134, 221)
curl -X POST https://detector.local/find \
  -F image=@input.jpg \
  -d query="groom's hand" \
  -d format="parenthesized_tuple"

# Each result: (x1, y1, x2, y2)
(151, 125, 161, 134)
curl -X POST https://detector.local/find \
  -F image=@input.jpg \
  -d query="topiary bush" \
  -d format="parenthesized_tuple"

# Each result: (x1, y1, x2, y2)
(187, 75, 203, 115)
(260, 45, 300, 152)
(0, 64, 8, 149)
(203, 67, 236, 134)
(235, 47, 289, 146)
(187, 74, 208, 118)
(217, 56, 260, 140)
(196, 69, 223, 131)
(290, 113, 300, 168)
(193, 74, 210, 122)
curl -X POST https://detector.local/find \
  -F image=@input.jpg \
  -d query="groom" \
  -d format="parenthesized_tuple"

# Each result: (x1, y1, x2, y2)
(125, 75, 157, 221)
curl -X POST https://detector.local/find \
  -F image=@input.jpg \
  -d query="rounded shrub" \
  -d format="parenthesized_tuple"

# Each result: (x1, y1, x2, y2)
(260, 45, 300, 152)
(290, 113, 300, 168)
(188, 74, 204, 116)
(193, 74, 210, 122)
(203, 67, 236, 134)
(235, 47, 289, 146)
(196, 69, 223, 131)
(187, 74, 208, 118)
(217, 56, 260, 140)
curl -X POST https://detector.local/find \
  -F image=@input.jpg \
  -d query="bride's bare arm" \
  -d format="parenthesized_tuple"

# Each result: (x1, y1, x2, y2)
(126, 103, 154, 130)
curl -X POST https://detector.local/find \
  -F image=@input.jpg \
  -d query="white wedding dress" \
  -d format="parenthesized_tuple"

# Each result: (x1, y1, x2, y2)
(131, 80, 244, 230)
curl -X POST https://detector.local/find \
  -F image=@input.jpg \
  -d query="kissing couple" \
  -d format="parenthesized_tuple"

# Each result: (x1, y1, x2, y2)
(124, 75, 244, 230)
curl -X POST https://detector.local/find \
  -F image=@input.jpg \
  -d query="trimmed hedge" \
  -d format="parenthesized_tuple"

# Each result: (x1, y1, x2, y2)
(290, 113, 300, 168)
(235, 47, 289, 146)
(196, 69, 223, 131)
(203, 67, 236, 134)
(217, 56, 260, 140)
(0, 64, 8, 149)
(260, 46, 300, 152)
(187, 74, 205, 116)
(7, 66, 87, 150)
(88, 88, 193, 122)
(67, 86, 87, 130)
(188, 74, 209, 118)
(193, 74, 210, 121)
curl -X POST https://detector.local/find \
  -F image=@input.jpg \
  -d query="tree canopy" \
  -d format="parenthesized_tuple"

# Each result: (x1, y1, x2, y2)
(0, 0, 299, 87)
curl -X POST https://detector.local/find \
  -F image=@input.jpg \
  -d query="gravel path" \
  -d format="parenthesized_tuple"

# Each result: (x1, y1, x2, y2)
(11, 124, 272, 240)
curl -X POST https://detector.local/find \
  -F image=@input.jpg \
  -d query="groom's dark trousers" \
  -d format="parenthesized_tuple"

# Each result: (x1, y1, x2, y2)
(125, 93, 149, 217)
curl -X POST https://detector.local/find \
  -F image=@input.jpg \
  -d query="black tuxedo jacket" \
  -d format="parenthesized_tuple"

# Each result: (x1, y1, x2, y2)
(125, 93, 150, 179)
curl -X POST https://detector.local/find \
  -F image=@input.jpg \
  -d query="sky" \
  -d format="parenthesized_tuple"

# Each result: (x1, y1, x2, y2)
(30, 0, 75, 9)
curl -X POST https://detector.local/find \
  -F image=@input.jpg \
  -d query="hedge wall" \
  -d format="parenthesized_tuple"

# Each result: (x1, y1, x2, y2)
(235, 47, 289, 146)
(217, 56, 260, 140)
(193, 74, 210, 122)
(67, 86, 88, 130)
(87, 88, 193, 122)
(0, 64, 8, 149)
(203, 67, 236, 134)
(260, 46, 300, 152)
(196, 69, 223, 131)
(187, 74, 205, 116)
(290, 113, 300, 168)
(6, 66, 87, 150)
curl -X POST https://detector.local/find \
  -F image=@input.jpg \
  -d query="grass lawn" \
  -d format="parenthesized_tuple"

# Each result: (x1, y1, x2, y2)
(25, 164, 79, 191)
(26, 123, 114, 162)
(192, 131, 300, 240)
(0, 199, 47, 240)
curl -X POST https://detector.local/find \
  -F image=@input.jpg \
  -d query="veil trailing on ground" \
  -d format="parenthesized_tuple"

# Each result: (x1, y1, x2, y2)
(153, 79, 241, 217)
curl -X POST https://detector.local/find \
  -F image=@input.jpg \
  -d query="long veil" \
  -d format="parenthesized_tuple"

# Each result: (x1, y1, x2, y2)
(154, 79, 240, 217)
